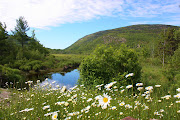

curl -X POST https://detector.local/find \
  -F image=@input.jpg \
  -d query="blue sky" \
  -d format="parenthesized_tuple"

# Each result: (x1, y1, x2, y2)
(0, 0, 180, 49)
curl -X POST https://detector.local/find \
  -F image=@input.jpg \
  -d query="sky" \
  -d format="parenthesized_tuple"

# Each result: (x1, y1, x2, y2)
(0, 0, 180, 49)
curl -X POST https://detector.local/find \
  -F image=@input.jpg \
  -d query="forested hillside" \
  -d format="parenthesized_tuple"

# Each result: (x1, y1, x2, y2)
(62, 24, 179, 54)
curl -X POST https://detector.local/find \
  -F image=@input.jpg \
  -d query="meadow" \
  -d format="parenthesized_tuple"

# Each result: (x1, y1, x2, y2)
(52, 54, 86, 68)
(0, 75, 179, 120)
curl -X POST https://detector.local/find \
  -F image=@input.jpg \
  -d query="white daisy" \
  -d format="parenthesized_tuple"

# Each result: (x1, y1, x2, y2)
(98, 93, 112, 109)
(126, 85, 133, 89)
(125, 73, 134, 78)
(176, 88, 180, 92)
(136, 83, 143, 86)
(43, 105, 50, 110)
(52, 112, 58, 120)
(155, 85, 161, 87)
(119, 101, 125, 106)
(145, 86, 153, 91)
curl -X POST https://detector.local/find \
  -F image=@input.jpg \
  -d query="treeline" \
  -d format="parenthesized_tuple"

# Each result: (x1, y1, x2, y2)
(0, 17, 57, 87)
(138, 27, 180, 86)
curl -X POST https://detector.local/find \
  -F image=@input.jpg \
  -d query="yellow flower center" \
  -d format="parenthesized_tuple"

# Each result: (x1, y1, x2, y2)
(103, 97, 108, 103)
(53, 115, 57, 118)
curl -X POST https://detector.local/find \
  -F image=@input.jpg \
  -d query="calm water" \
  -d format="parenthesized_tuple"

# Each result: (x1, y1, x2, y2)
(39, 69, 80, 89)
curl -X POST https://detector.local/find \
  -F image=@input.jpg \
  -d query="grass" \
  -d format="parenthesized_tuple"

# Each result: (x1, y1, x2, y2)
(52, 54, 87, 68)
(0, 79, 179, 120)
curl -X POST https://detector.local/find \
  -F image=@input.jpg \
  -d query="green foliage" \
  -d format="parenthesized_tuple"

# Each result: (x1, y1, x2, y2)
(163, 45, 180, 82)
(79, 45, 141, 87)
(157, 28, 180, 65)
(0, 23, 18, 65)
(0, 22, 8, 40)
(0, 65, 23, 87)
(12, 16, 30, 48)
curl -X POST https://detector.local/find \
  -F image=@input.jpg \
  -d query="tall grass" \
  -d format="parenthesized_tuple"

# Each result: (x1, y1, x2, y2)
(52, 54, 86, 68)
(1, 79, 179, 120)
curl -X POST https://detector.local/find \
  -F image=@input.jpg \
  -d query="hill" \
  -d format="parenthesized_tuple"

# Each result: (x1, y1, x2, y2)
(62, 24, 179, 54)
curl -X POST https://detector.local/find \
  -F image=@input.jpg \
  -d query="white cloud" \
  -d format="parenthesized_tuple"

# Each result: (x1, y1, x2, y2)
(0, 0, 179, 31)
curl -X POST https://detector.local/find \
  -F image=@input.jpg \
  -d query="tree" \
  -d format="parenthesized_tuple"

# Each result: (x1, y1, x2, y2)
(157, 28, 180, 66)
(0, 22, 17, 64)
(0, 22, 8, 40)
(78, 45, 141, 88)
(13, 16, 30, 49)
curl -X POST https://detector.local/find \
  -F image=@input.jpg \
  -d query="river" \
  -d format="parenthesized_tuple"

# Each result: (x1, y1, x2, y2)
(39, 69, 80, 89)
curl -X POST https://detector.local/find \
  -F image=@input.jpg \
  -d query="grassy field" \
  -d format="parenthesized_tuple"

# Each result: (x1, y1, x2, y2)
(0, 78, 179, 120)
(0, 54, 179, 120)
(52, 54, 87, 68)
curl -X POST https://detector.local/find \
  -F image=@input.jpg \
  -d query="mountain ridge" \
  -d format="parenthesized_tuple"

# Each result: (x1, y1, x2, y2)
(61, 24, 180, 54)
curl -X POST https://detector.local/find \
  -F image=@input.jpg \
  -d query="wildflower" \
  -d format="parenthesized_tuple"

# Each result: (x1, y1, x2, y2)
(113, 86, 117, 89)
(26, 98, 30, 101)
(119, 112, 123, 115)
(121, 89, 125, 93)
(95, 95, 101, 100)
(81, 106, 91, 112)
(177, 110, 180, 113)
(134, 106, 137, 109)
(161, 95, 171, 99)
(145, 86, 153, 91)
(143, 106, 149, 110)
(98, 93, 112, 109)
(126, 85, 133, 89)
(87, 98, 93, 102)
(160, 109, 164, 113)
(145, 91, 150, 94)
(37, 80, 40, 83)
(119, 101, 125, 106)
(67, 99, 72, 102)
(19, 108, 34, 112)
(125, 104, 132, 109)
(64, 116, 71, 120)
(135, 101, 141, 106)
(51, 112, 58, 120)
(64, 102, 69, 106)
(31, 94, 34, 97)
(125, 73, 134, 78)
(55, 101, 65, 105)
(177, 88, 180, 92)
(136, 83, 143, 86)
(96, 84, 103, 88)
(111, 106, 117, 110)
(176, 101, 180, 103)
(61, 86, 67, 92)
(43, 105, 50, 110)
(84, 106, 91, 111)
(174, 93, 180, 99)
(104, 81, 117, 90)
(155, 85, 161, 87)
(154, 111, 160, 115)
(137, 87, 143, 91)
(102, 105, 108, 109)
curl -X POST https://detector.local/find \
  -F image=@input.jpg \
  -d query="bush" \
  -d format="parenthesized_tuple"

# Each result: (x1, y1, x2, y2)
(0, 65, 23, 87)
(78, 45, 141, 88)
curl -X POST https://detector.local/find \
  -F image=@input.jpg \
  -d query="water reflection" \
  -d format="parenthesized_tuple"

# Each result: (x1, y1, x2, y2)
(39, 69, 79, 89)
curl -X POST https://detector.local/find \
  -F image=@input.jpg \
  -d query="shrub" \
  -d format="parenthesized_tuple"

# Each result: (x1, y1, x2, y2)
(78, 45, 141, 88)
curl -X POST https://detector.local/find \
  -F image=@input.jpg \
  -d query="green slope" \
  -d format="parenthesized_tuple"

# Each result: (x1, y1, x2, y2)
(63, 24, 180, 54)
